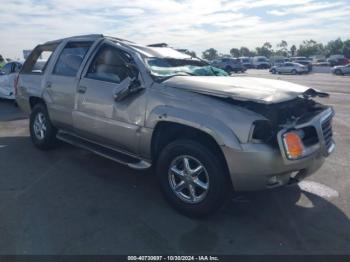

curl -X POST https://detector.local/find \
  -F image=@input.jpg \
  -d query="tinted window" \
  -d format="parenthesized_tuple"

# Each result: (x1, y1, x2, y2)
(2, 63, 12, 74)
(53, 42, 92, 77)
(86, 45, 130, 84)
(22, 44, 57, 74)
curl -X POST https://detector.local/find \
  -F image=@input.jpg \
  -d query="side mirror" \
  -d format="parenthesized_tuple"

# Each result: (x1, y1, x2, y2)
(113, 76, 143, 102)
(126, 63, 140, 78)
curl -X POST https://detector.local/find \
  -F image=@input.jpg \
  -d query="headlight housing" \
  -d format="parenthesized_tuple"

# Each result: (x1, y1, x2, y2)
(282, 131, 304, 159)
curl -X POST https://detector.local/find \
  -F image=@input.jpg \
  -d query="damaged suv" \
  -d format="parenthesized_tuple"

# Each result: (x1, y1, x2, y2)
(16, 35, 335, 216)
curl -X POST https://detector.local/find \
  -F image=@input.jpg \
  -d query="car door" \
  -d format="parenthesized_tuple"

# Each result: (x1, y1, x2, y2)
(73, 43, 146, 154)
(0, 63, 12, 98)
(277, 63, 286, 73)
(7, 63, 22, 98)
(45, 41, 93, 129)
(284, 63, 293, 73)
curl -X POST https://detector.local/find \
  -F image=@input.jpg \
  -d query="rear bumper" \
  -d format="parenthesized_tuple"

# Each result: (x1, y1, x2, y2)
(222, 108, 335, 191)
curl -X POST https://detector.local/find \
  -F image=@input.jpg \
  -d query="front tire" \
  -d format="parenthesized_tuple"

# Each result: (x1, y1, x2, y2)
(156, 139, 230, 217)
(30, 103, 58, 150)
(335, 69, 343, 75)
(291, 69, 297, 75)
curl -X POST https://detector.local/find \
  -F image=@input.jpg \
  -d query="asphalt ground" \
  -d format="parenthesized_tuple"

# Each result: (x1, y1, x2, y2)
(0, 70, 349, 255)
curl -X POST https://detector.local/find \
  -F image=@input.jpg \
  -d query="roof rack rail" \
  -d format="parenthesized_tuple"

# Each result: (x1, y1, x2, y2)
(147, 43, 168, 47)
(45, 34, 104, 44)
(104, 36, 134, 44)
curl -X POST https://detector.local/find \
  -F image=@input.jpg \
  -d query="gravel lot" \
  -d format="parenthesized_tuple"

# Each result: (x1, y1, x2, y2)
(0, 70, 349, 255)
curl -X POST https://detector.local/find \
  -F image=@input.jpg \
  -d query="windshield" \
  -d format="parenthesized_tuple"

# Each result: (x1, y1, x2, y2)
(145, 57, 228, 79)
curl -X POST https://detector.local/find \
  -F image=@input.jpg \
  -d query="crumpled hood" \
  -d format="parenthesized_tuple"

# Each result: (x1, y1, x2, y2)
(163, 76, 328, 104)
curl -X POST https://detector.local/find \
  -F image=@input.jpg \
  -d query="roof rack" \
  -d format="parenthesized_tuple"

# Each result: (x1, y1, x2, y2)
(147, 43, 168, 47)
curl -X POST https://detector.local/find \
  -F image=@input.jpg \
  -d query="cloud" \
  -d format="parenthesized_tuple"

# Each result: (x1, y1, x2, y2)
(0, 0, 349, 59)
(267, 10, 288, 16)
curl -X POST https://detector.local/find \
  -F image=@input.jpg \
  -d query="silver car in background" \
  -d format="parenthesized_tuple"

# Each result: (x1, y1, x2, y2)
(270, 62, 308, 75)
(332, 64, 350, 75)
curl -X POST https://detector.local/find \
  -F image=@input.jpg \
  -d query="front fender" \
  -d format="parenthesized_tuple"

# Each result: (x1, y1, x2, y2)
(145, 105, 242, 151)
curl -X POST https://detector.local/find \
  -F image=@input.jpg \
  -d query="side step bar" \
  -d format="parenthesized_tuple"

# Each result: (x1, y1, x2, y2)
(56, 131, 151, 170)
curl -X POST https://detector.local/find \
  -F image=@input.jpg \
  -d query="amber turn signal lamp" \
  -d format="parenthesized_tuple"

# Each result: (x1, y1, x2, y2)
(283, 132, 304, 159)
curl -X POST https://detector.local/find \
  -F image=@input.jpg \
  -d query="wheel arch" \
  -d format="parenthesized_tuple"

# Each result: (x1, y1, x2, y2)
(29, 96, 46, 110)
(150, 121, 232, 184)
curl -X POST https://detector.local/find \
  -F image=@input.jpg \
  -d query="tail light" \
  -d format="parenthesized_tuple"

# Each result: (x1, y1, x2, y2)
(14, 74, 20, 96)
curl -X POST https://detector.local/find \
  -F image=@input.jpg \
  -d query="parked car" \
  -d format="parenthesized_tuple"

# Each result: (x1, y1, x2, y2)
(269, 56, 286, 67)
(327, 55, 349, 67)
(16, 35, 335, 216)
(331, 64, 350, 75)
(0, 61, 22, 99)
(312, 59, 330, 67)
(252, 56, 270, 69)
(239, 57, 253, 69)
(290, 57, 313, 72)
(270, 62, 308, 75)
(211, 58, 246, 73)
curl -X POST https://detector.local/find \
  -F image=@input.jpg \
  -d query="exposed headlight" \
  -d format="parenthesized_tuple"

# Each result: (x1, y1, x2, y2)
(282, 131, 304, 159)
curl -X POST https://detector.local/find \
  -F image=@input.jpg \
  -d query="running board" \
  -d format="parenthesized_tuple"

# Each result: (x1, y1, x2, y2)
(56, 131, 151, 170)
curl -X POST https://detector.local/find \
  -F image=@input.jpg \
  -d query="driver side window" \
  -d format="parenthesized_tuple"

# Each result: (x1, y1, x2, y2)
(86, 45, 130, 84)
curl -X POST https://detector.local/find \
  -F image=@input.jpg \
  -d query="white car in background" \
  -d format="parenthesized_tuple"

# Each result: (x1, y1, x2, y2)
(0, 61, 22, 99)
(270, 62, 308, 75)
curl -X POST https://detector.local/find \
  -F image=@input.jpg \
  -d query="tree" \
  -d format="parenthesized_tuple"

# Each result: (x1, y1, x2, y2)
(298, 39, 324, 57)
(325, 38, 343, 56)
(256, 42, 273, 57)
(342, 39, 350, 58)
(202, 48, 219, 61)
(230, 48, 240, 58)
(0, 55, 4, 69)
(276, 40, 288, 56)
(240, 47, 254, 57)
(180, 49, 197, 57)
(290, 45, 297, 56)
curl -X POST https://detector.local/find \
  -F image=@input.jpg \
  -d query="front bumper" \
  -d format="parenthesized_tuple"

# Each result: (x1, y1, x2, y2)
(223, 108, 335, 191)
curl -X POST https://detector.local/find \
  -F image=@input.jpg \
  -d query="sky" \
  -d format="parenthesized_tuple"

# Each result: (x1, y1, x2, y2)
(1, 0, 350, 59)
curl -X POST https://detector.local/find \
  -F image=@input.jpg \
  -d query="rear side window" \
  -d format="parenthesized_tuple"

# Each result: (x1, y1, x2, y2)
(21, 44, 57, 74)
(53, 42, 92, 77)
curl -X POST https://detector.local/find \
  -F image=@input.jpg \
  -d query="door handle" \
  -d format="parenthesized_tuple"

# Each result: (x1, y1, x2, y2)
(77, 85, 87, 93)
(46, 81, 52, 88)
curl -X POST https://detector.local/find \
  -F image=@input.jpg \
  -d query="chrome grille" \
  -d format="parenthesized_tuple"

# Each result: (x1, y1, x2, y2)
(321, 116, 333, 150)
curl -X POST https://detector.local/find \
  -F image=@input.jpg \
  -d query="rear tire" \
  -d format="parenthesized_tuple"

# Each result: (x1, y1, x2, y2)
(29, 103, 58, 150)
(156, 139, 230, 217)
